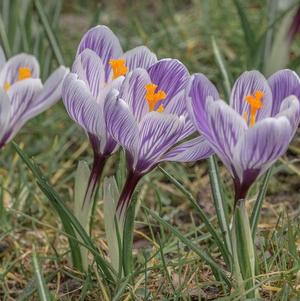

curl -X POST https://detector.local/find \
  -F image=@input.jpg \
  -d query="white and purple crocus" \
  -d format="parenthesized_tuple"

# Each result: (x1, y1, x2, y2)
(188, 70, 300, 204)
(104, 59, 214, 213)
(62, 25, 158, 204)
(0, 47, 68, 149)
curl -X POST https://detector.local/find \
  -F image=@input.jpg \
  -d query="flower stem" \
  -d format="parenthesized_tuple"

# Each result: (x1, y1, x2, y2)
(81, 153, 106, 210)
(231, 199, 258, 299)
(116, 171, 141, 216)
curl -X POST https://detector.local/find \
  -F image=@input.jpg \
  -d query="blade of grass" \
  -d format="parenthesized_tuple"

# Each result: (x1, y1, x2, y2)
(232, 0, 256, 58)
(32, 249, 53, 301)
(158, 166, 231, 268)
(208, 156, 232, 263)
(250, 168, 273, 238)
(211, 37, 231, 100)
(13, 142, 116, 283)
(143, 206, 231, 287)
(33, 0, 64, 65)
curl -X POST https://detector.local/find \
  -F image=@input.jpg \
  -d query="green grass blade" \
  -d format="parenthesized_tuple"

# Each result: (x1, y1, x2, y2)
(32, 249, 53, 301)
(0, 14, 11, 56)
(211, 37, 231, 100)
(122, 194, 137, 277)
(158, 166, 231, 268)
(250, 168, 272, 238)
(33, 0, 64, 65)
(232, 0, 256, 58)
(12, 142, 116, 283)
(143, 206, 231, 287)
(208, 156, 232, 262)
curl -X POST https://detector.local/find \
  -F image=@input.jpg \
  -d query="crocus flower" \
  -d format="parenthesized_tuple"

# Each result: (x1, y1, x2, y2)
(104, 59, 214, 213)
(0, 48, 68, 148)
(62, 25, 158, 205)
(188, 70, 300, 204)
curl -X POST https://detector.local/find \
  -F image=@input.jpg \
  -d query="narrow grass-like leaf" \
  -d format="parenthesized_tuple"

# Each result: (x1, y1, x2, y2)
(143, 206, 231, 287)
(211, 37, 231, 100)
(103, 176, 123, 273)
(32, 249, 53, 301)
(0, 15, 11, 56)
(232, 0, 256, 58)
(250, 168, 272, 238)
(208, 156, 232, 264)
(33, 0, 64, 65)
(13, 142, 116, 283)
(158, 166, 231, 268)
(122, 194, 137, 277)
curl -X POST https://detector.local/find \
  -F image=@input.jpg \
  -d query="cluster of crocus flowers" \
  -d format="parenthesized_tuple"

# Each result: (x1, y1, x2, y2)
(62, 25, 158, 205)
(187, 70, 300, 203)
(62, 24, 300, 217)
(0, 47, 68, 149)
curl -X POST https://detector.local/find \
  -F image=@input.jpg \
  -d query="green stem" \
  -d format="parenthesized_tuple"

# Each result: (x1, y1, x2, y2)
(231, 199, 258, 299)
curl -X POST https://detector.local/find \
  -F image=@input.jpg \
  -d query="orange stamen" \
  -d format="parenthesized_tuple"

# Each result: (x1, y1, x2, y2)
(18, 67, 32, 81)
(145, 83, 166, 112)
(109, 59, 128, 79)
(243, 90, 264, 127)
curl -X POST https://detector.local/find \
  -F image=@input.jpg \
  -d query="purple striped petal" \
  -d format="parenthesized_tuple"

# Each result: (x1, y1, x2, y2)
(164, 90, 195, 139)
(161, 135, 214, 162)
(0, 53, 40, 88)
(187, 73, 220, 137)
(21, 66, 69, 122)
(147, 59, 189, 108)
(62, 73, 102, 137)
(275, 95, 300, 136)
(104, 89, 138, 165)
(233, 117, 292, 184)
(99, 75, 124, 103)
(72, 49, 105, 98)
(230, 71, 272, 121)
(268, 69, 300, 116)
(203, 98, 247, 175)
(119, 68, 150, 122)
(135, 112, 185, 172)
(5, 78, 43, 142)
(0, 88, 10, 144)
(122, 46, 157, 72)
(76, 25, 123, 82)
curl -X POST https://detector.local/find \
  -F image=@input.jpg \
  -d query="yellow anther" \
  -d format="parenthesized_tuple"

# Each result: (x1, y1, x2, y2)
(18, 67, 32, 81)
(243, 90, 264, 127)
(145, 83, 166, 112)
(109, 59, 128, 79)
(157, 104, 164, 113)
(4, 82, 11, 91)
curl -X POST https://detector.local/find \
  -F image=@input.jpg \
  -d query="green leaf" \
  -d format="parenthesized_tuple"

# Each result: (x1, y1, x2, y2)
(103, 176, 123, 274)
(74, 160, 93, 271)
(232, 0, 256, 59)
(13, 142, 116, 283)
(250, 168, 272, 238)
(232, 200, 257, 298)
(33, 0, 64, 65)
(143, 206, 231, 287)
(211, 37, 231, 100)
(208, 156, 232, 265)
(122, 194, 138, 277)
(32, 249, 53, 301)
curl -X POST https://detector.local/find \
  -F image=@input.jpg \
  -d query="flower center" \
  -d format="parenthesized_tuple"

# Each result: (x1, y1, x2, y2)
(145, 83, 166, 112)
(109, 59, 128, 79)
(3, 66, 32, 91)
(243, 90, 264, 127)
